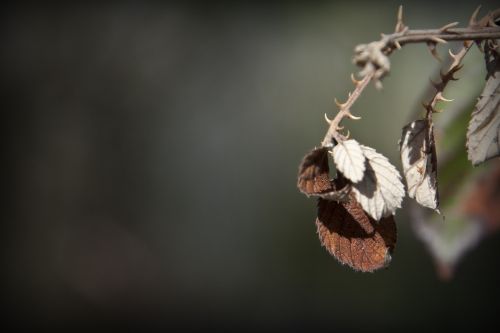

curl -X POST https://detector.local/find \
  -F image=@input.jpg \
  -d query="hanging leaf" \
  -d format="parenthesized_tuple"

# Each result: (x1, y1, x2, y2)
(462, 161, 500, 232)
(297, 147, 332, 195)
(316, 194, 397, 272)
(411, 205, 483, 281)
(331, 139, 366, 183)
(466, 72, 500, 166)
(411, 162, 500, 280)
(400, 119, 439, 211)
(352, 145, 405, 221)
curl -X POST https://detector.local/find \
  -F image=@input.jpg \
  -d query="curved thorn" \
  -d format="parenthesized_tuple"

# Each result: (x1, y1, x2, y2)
(336, 125, 344, 131)
(448, 49, 458, 59)
(346, 112, 362, 120)
(344, 129, 350, 139)
(394, 40, 402, 49)
(439, 21, 459, 32)
(469, 6, 481, 26)
(334, 98, 347, 108)
(438, 94, 454, 102)
(350, 73, 361, 85)
(348, 91, 352, 98)
(324, 113, 332, 124)
(427, 42, 441, 61)
(429, 36, 447, 44)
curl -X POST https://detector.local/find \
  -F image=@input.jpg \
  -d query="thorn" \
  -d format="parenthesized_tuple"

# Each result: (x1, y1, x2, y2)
(436, 92, 454, 102)
(429, 36, 447, 44)
(427, 42, 442, 61)
(336, 125, 344, 131)
(395, 5, 405, 32)
(344, 129, 350, 139)
(350, 73, 361, 85)
(334, 98, 347, 109)
(324, 113, 332, 124)
(448, 49, 459, 60)
(487, 17, 496, 27)
(394, 40, 402, 50)
(346, 112, 362, 120)
(439, 21, 459, 32)
(469, 6, 481, 26)
(397, 5, 403, 23)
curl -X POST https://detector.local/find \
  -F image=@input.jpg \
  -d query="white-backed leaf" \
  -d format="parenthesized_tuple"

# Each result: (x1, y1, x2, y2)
(467, 73, 500, 166)
(400, 120, 439, 211)
(331, 139, 366, 183)
(352, 145, 405, 221)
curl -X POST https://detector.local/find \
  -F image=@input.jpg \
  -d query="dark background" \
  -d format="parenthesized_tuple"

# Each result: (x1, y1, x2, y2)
(2, 1, 500, 331)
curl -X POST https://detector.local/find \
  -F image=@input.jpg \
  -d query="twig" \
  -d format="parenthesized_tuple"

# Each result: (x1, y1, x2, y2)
(320, 7, 500, 148)
(321, 71, 374, 147)
(424, 41, 473, 118)
(386, 27, 500, 49)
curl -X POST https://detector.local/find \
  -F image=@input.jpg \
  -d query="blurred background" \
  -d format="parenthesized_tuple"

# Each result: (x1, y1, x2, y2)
(2, 0, 500, 331)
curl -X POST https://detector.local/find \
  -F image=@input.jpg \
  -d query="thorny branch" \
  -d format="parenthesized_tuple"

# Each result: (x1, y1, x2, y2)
(321, 72, 373, 146)
(423, 42, 473, 118)
(321, 6, 500, 148)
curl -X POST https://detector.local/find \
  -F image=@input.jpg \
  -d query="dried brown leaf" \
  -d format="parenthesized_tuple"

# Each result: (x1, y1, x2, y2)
(400, 119, 439, 211)
(467, 70, 500, 166)
(316, 194, 397, 272)
(297, 147, 332, 195)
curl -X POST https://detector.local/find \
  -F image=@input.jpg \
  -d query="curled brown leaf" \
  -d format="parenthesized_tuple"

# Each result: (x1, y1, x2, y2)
(316, 194, 397, 272)
(297, 147, 332, 195)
